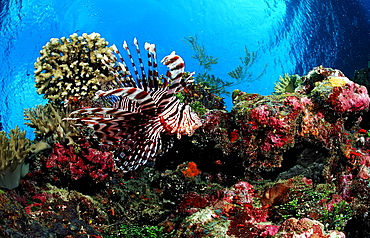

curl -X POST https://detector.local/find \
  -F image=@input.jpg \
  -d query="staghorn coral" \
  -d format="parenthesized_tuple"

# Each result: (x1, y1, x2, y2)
(0, 126, 31, 189)
(34, 32, 117, 104)
(24, 104, 78, 146)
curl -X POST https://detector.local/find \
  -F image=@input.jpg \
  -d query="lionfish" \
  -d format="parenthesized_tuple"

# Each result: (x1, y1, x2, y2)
(69, 38, 202, 172)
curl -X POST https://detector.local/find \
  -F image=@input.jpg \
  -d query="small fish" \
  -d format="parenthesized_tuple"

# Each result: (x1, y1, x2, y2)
(358, 129, 367, 134)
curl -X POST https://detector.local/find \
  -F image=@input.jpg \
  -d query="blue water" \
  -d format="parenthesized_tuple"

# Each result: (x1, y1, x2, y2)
(1, 0, 370, 138)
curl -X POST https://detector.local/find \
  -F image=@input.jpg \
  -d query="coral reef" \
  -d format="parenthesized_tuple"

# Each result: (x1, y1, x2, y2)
(176, 180, 346, 237)
(5, 29, 370, 237)
(34, 32, 117, 104)
(275, 218, 345, 237)
(0, 182, 105, 237)
(184, 66, 370, 178)
(232, 93, 306, 172)
(0, 127, 31, 189)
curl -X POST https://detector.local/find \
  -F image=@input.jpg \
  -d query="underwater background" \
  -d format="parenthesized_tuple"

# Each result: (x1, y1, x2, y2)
(1, 0, 370, 137)
(3, 1, 370, 237)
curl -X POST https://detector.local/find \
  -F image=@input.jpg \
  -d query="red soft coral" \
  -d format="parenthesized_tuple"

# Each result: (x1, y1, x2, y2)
(47, 143, 114, 181)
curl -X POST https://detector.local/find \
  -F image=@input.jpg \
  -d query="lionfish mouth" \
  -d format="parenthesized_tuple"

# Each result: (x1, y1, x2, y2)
(67, 37, 202, 172)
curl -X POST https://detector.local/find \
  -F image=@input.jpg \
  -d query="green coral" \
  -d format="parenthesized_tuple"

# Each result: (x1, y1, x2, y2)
(190, 101, 208, 116)
(106, 224, 174, 238)
(0, 126, 31, 189)
(273, 73, 301, 95)
(278, 183, 352, 231)
(34, 32, 117, 104)
(321, 200, 353, 231)
(24, 104, 78, 146)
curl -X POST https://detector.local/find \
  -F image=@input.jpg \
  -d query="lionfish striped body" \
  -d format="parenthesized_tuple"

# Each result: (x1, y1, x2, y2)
(70, 38, 202, 172)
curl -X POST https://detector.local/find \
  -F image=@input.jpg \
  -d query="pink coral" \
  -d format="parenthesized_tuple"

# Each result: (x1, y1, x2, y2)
(223, 181, 254, 205)
(232, 93, 308, 171)
(358, 166, 370, 179)
(47, 143, 114, 181)
(222, 181, 280, 237)
(338, 174, 353, 201)
(328, 82, 370, 112)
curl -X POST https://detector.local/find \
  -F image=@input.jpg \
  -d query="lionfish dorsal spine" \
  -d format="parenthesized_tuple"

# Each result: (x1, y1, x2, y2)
(144, 42, 159, 91)
(95, 88, 157, 115)
(106, 45, 137, 88)
(161, 51, 185, 94)
(123, 40, 143, 89)
(133, 38, 149, 91)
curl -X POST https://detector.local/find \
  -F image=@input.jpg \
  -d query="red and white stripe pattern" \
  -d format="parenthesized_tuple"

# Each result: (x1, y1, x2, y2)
(69, 38, 202, 172)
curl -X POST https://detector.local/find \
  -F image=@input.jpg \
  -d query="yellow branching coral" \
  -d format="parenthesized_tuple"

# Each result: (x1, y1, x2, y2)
(0, 126, 31, 189)
(34, 32, 117, 104)
(24, 104, 77, 145)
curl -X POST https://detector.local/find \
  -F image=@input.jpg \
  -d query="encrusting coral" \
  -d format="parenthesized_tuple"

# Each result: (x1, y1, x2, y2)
(34, 32, 117, 104)
(0, 126, 31, 189)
